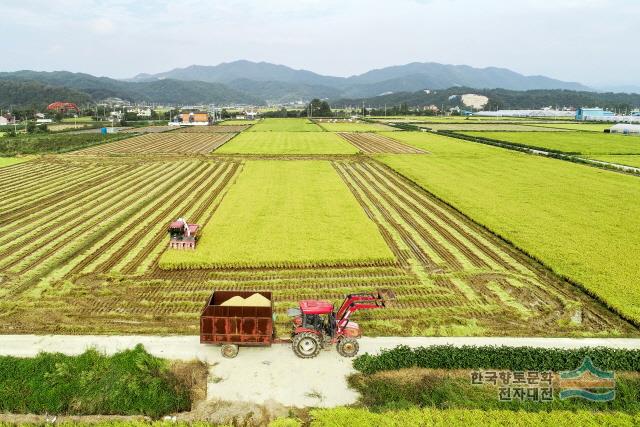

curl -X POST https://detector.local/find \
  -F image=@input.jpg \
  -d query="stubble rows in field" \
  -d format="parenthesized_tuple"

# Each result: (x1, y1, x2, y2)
(337, 132, 426, 154)
(73, 132, 236, 155)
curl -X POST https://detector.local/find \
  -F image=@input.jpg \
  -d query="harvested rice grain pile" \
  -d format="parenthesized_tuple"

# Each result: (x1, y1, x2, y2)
(220, 293, 270, 307)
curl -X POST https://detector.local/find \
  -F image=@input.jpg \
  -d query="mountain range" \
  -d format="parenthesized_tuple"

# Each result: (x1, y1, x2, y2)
(0, 60, 635, 110)
(131, 60, 590, 102)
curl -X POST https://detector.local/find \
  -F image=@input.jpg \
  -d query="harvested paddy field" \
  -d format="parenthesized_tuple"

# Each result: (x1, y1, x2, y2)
(338, 132, 426, 153)
(216, 131, 358, 154)
(174, 125, 250, 133)
(74, 132, 236, 155)
(121, 125, 174, 133)
(461, 131, 640, 155)
(0, 156, 633, 336)
(377, 133, 640, 324)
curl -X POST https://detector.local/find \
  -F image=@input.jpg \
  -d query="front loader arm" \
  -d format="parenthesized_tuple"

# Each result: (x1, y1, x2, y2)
(335, 293, 387, 332)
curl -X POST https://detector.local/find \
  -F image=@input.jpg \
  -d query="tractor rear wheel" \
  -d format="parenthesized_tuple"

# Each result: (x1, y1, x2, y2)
(221, 344, 239, 358)
(292, 332, 321, 358)
(337, 338, 359, 357)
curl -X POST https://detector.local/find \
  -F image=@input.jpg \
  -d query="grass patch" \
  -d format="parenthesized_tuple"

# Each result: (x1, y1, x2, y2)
(352, 345, 640, 373)
(0, 133, 129, 156)
(0, 156, 35, 168)
(308, 407, 639, 426)
(460, 131, 640, 155)
(159, 160, 394, 269)
(216, 131, 358, 154)
(0, 345, 201, 417)
(248, 118, 322, 132)
(376, 139, 640, 322)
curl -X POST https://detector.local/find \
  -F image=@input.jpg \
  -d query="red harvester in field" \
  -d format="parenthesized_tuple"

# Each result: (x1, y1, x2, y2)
(168, 218, 199, 249)
(200, 290, 392, 358)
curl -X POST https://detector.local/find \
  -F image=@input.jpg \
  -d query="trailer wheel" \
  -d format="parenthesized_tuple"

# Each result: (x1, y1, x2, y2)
(292, 332, 321, 358)
(337, 338, 359, 357)
(221, 344, 239, 358)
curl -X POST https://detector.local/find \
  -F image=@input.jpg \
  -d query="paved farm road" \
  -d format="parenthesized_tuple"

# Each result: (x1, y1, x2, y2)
(1, 335, 639, 408)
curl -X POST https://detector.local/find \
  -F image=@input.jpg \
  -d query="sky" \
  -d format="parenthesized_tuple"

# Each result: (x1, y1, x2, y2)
(1, 0, 638, 87)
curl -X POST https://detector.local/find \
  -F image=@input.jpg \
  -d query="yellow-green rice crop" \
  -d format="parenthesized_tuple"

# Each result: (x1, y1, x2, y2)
(461, 131, 640, 155)
(587, 155, 640, 168)
(159, 160, 394, 269)
(0, 156, 35, 168)
(530, 123, 614, 132)
(216, 131, 358, 154)
(376, 133, 640, 323)
(248, 118, 322, 132)
(317, 121, 397, 132)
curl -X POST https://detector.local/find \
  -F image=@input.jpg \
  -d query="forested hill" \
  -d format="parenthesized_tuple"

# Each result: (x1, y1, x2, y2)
(332, 87, 640, 111)
(0, 71, 263, 109)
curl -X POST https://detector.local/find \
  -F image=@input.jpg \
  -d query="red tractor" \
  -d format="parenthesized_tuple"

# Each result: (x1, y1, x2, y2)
(288, 293, 389, 358)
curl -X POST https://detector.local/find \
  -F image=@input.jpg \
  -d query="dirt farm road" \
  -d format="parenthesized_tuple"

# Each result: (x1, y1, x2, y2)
(2, 335, 640, 408)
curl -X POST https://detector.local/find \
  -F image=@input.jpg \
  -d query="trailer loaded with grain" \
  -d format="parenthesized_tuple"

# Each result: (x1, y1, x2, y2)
(200, 289, 392, 358)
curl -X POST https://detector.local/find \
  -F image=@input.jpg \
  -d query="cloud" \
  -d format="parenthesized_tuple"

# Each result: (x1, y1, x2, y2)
(0, 0, 638, 85)
(88, 17, 115, 34)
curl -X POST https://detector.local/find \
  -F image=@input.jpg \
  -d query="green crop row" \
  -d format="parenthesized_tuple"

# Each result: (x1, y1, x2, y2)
(307, 407, 640, 427)
(353, 345, 640, 374)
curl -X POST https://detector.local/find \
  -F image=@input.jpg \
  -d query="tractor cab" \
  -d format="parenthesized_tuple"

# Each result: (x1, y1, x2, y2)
(291, 300, 338, 338)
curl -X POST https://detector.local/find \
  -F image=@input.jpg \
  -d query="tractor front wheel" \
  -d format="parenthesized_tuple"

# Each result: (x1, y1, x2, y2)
(337, 338, 359, 357)
(292, 332, 321, 358)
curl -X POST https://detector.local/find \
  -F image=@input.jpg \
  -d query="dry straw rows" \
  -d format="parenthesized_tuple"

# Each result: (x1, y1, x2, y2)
(73, 132, 236, 155)
(174, 125, 250, 133)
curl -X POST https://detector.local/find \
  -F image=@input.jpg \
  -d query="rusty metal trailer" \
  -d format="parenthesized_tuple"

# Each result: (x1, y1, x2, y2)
(200, 290, 274, 358)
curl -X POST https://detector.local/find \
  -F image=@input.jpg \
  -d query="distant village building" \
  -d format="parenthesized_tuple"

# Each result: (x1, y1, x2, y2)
(174, 111, 210, 126)
(576, 107, 614, 121)
(423, 105, 439, 112)
(0, 116, 8, 126)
